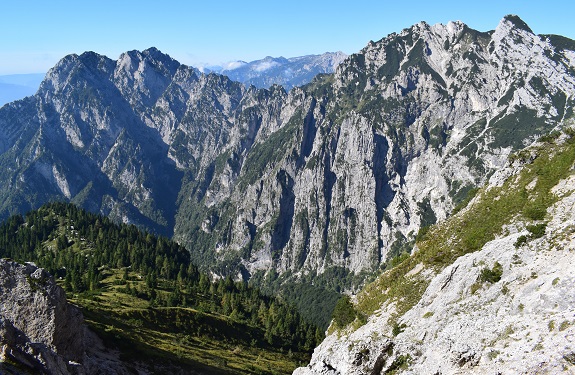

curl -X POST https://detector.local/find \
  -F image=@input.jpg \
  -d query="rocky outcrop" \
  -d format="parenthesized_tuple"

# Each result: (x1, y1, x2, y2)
(0, 259, 85, 374)
(0, 259, 135, 375)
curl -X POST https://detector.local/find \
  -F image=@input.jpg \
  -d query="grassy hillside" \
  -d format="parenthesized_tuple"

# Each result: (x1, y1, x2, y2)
(0, 202, 322, 374)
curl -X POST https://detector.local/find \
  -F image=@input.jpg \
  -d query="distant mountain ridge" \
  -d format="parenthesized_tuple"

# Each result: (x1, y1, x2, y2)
(0, 53, 345, 108)
(203, 52, 347, 90)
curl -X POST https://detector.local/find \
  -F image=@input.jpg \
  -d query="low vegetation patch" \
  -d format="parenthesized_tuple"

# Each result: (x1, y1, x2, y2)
(479, 262, 503, 284)
(332, 295, 358, 329)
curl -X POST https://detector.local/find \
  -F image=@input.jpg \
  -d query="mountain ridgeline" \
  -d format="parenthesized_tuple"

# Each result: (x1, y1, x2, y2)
(1, 15, 575, 312)
(203, 52, 348, 91)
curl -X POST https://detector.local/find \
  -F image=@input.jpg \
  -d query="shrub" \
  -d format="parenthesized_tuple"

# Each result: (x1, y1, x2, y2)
(470, 282, 482, 294)
(514, 235, 528, 248)
(479, 262, 503, 284)
(526, 223, 546, 238)
(415, 225, 431, 242)
(524, 202, 546, 220)
(559, 321, 571, 331)
(332, 295, 357, 328)
(392, 322, 407, 336)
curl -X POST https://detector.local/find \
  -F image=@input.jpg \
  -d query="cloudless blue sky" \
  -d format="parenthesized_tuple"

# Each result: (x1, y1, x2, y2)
(1, 0, 574, 74)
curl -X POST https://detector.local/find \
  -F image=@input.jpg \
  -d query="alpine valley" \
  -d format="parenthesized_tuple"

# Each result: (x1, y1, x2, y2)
(1, 14, 575, 374)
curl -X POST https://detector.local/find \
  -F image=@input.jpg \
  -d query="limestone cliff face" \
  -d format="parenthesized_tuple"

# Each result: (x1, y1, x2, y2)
(0, 16, 574, 293)
(180, 15, 575, 285)
(0, 259, 85, 374)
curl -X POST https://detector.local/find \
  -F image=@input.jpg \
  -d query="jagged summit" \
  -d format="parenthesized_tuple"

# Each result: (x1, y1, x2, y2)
(502, 14, 534, 33)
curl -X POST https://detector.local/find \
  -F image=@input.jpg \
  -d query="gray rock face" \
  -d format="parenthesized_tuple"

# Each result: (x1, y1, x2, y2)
(0, 259, 84, 374)
(0, 259, 136, 375)
(0, 16, 574, 297)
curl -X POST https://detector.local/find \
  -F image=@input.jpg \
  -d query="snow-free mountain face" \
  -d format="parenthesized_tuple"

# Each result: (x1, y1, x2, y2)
(0, 16, 574, 325)
(204, 52, 347, 90)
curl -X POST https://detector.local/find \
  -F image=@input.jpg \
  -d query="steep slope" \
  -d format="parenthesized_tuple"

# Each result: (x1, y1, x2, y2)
(206, 52, 348, 90)
(0, 16, 574, 324)
(295, 127, 575, 374)
(179, 15, 575, 291)
(0, 48, 283, 237)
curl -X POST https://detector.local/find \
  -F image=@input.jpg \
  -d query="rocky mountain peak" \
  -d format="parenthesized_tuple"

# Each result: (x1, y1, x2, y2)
(502, 14, 534, 34)
(207, 52, 347, 90)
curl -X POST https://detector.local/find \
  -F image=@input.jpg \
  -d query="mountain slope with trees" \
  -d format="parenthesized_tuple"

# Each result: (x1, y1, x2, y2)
(0, 202, 321, 374)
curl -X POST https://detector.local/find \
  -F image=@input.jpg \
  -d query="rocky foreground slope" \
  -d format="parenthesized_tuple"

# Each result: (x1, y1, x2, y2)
(295, 130, 575, 374)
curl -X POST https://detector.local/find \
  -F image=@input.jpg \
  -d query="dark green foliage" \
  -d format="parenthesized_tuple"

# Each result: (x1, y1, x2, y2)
(391, 322, 407, 336)
(526, 223, 546, 238)
(274, 280, 340, 331)
(479, 262, 503, 284)
(516, 222, 546, 247)
(238, 120, 298, 188)
(332, 295, 357, 328)
(417, 197, 437, 228)
(514, 235, 528, 248)
(539, 130, 562, 143)
(504, 15, 533, 33)
(451, 187, 479, 215)
(386, 231, 413, 268)
(386, 252, 410, 271)
(384, 354, 411, 374)
(0, 202, 321, 355)
(564, 352, 575, 365)
(523, 201, 547, 220)
(415, 225, 431, 242)
(489, 108, 547, 149)
(542, 34, 575, 52)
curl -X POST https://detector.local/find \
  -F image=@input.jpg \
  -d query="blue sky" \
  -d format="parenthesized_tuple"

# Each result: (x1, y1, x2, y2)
(1, 0, 574, 75)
